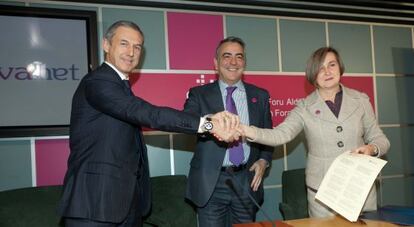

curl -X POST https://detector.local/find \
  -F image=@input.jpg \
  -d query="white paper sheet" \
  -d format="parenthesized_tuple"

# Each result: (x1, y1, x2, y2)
(315, 150, 387, 222)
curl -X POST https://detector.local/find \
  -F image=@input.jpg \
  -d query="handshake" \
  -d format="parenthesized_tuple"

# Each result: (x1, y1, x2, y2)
(207, 111, 255, 142)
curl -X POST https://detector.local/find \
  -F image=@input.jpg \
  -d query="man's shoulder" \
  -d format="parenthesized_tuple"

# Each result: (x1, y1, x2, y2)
(84, 64, 117, 82)
(92, 63, 114, 75)
(190, 81, 218, 92)
(343, 86, 369, 100)
(243, 82, 269, 95)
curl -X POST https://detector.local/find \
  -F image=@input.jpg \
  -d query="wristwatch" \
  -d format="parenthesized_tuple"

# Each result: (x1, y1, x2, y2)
(203, 117, 213, 132)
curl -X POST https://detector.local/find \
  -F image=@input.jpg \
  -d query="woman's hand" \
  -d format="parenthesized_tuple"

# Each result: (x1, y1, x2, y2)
(352, 144, 378, 156)
(237, 124, 257, 140)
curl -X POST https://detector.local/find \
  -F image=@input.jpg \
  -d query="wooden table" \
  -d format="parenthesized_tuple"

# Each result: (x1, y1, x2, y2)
(233, 220, 292, 227)
(234, 215, 400, 227)
(284, 215, 400, 227)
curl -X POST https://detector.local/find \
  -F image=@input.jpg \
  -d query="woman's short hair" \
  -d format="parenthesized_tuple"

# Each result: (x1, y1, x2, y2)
(305, 47, 345, 86)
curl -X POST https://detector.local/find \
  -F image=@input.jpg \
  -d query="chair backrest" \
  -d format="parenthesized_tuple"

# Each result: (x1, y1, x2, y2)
(0, 185, 63, 227)
(144, 175, 197, 227)
(0, 177, 196, 227)
(279, 168, 309, 220)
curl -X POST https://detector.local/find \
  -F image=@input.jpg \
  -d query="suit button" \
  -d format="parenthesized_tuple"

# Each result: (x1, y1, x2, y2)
(337, 141, 344, 147)
(336, 126, 343, 132)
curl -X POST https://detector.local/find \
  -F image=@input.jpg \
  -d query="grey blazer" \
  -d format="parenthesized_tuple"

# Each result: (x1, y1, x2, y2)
(250, 85, 390, 209)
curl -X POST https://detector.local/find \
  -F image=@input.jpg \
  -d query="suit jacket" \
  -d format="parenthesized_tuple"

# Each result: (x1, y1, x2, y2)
(250, 85, 390, 210)
(57, 63, 200, 223)
(183, 81, 273, 207)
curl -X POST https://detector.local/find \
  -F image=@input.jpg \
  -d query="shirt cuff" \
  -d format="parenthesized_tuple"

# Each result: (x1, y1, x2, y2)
(198, 117, 206, 133)
(246, 125, 259, 142)
(371, 144, 380, 157)
(198, 114, 213, 133)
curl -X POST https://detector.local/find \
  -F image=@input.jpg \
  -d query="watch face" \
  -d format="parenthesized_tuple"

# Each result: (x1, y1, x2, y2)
(204, 121, 213, 131)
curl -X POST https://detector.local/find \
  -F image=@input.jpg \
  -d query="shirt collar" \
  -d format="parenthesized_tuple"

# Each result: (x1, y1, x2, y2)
(104, 61, 129, 80)
(218, 79, 245, 95)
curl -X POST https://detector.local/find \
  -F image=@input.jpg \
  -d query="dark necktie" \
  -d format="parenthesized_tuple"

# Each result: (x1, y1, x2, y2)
(226, 86, 244, 166)
(123, 80, 133, 95)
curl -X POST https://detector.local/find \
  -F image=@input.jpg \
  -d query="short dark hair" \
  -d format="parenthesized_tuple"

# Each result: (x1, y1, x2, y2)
(305, 47, 345, 86)
(104, 20, 144, 44)
(215, 36, 246, 59)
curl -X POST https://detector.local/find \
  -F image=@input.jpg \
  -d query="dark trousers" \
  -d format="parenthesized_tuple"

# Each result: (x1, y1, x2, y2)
(197, 169, 256, 227)
(64, 215, 141, 227)
(64, 183, 142, 227)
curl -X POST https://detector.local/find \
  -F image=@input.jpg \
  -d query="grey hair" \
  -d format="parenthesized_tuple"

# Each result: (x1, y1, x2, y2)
(104, 20, 144, 43)
(215, 36, 246, 59)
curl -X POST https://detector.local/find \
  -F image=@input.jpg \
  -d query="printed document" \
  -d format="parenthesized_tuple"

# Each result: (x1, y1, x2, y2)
(315, 150, 387, 222)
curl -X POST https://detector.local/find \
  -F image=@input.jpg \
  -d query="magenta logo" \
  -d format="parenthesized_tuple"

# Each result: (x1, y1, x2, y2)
(0, 62, 80, 80)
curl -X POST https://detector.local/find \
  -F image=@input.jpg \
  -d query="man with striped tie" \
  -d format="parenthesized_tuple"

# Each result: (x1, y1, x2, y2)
(184, 36, 273, 227)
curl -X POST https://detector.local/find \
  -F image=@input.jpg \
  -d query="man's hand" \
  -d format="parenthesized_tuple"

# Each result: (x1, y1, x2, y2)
(210, 119, 240, 142)
(209, 111, 241, 142)
(249, 159, 268, 191)
(211, 111, 240, 131)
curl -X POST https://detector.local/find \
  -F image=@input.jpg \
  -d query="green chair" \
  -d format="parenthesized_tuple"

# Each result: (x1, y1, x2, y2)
(279, 168, 309, 220)
(0, 185, 63, 227)
(144, 175, 197, 227)
(0, 175, 196, 227)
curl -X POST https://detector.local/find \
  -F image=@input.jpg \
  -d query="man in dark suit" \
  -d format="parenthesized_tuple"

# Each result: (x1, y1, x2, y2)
(184, 37, 273, 226)
(57, 20, 239, 227)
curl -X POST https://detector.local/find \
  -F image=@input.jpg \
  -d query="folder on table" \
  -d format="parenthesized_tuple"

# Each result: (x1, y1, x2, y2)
(361, 205, 414, 226)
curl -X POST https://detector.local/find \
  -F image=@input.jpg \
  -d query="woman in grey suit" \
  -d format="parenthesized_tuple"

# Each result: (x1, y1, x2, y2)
(240, 47, 390, 217)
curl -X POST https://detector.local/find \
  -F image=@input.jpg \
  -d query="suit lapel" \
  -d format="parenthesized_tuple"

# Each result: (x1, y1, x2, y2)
(207, 82, 258, 125)
(307, 90, 339, 124)
(101, 63, 132, 95)
(245, 84, 260, 126)
(307, 87, 359, 124)
(338, 87, 359, 122)
(207, 82, 226, 113)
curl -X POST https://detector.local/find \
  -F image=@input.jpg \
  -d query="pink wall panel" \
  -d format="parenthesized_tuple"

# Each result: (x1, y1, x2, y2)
(341, 75, 375, 110)
(167, 12, 223, 70)
(131, 72, 216, 110)
(35, 139, 69, 186)
(244, 75, 313, 126)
